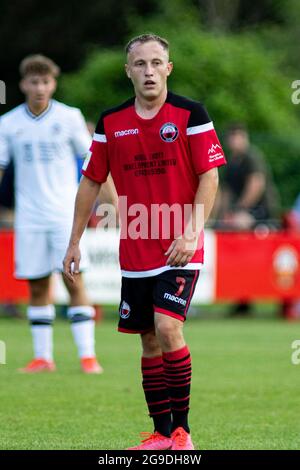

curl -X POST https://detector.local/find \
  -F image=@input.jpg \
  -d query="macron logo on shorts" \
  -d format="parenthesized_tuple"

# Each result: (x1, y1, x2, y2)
(163, 293, 187, 306)
(114, 128, 139, 138)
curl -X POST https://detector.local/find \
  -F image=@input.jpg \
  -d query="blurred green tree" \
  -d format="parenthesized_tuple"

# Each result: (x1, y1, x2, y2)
(58, 3, 300, 208)
(0, 0, 158, 112)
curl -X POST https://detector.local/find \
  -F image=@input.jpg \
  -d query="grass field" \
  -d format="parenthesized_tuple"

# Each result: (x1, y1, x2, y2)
(1, 314, 300, 450)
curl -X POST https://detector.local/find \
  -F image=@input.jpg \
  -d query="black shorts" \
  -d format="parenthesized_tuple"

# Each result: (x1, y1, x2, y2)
(118, 269, 200, 334)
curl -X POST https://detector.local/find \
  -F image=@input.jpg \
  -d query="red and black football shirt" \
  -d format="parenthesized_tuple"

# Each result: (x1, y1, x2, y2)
(82, 91, 226, 276)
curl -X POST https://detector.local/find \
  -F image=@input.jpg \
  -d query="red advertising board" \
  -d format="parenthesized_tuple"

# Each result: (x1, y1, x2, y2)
(1, 229, 300, 303)
(0, 230, 29, 302)
(216, 231, 300, 300)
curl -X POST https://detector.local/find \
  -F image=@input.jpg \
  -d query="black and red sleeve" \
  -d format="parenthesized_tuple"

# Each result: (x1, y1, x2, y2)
(81, 113, 109, 183)
(187, 103, 226, 174)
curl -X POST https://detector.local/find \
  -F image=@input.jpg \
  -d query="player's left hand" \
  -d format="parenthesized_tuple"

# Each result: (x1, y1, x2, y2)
(165, 235, 198, 267)
(63, 244, 81, 283)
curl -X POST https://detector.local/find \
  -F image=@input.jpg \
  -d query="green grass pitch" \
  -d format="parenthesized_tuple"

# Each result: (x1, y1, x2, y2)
(0, 315, 300, 450)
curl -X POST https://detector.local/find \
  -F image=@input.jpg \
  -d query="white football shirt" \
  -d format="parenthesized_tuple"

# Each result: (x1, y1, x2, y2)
(0, 100, 91, 229)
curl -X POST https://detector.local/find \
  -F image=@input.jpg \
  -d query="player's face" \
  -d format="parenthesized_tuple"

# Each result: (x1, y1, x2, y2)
(125, 41, 173, 101)
(20, 74, 57, 109)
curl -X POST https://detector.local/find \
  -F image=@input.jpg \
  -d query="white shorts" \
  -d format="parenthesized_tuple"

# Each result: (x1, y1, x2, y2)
(15, 226, 88, 280)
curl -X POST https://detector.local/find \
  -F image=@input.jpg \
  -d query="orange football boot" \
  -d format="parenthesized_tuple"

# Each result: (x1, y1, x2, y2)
(19, 358, 56, 373)
(80, 356, 103, 374)
(127, 431, 172, 450)
(171, 427, 195, 450)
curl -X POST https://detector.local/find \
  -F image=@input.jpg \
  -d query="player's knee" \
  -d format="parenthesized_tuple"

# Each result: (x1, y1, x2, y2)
(29, 278, 50, 300)
(155, 318, 183, 347)
(141, 330, 160, 356)
(64, 273, 83, 293)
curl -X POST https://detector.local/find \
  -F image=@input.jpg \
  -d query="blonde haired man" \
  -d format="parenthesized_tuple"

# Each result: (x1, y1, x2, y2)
(64, 35, 226, 449)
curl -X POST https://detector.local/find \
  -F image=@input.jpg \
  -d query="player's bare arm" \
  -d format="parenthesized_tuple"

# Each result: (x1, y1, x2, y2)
(165, 167, 219, 267)
(237, 172, 266, 209)
(99, 174, 118, 209)
(63, 176, 101, 282)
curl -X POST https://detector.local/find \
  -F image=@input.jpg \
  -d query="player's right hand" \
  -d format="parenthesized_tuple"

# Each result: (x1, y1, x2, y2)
(63, 244, 81, 283)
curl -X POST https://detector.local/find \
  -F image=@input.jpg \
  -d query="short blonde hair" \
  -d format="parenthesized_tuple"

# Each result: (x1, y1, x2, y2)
(19, 54, 60, 78)
(125, 34, 169, 55)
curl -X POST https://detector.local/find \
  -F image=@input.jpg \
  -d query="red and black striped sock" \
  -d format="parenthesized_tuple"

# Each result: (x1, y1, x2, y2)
(163, 345, 192, 433)
(141, 355, 172, 437)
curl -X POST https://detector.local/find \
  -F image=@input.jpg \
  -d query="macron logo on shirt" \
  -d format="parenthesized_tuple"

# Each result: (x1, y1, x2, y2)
(114, 128, 139, 138)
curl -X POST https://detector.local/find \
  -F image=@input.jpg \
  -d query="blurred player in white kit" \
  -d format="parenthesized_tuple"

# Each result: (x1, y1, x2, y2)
(0, 54, 103, 373)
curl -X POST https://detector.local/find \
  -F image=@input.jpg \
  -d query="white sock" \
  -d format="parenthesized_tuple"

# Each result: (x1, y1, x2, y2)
(31, 325, 53, 361)
(27, 305, 55, 361)
(68, 306, 96, 358)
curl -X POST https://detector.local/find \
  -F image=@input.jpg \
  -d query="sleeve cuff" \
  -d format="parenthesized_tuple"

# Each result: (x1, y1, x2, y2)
(81, 169, 107, 184)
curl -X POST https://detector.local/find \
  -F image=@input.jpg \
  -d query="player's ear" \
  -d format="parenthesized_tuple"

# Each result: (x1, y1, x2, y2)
(125, 64, 131, 79)
(167, 62, 173, 77)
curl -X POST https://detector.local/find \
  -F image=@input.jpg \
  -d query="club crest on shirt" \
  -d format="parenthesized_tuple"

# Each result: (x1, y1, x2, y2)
(119, 301, 131, 319)
(52, 123, 62, 134)
(159, 122, 179, 142)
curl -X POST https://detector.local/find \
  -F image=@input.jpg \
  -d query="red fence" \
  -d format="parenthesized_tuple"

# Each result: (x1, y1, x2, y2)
(1, 229, 300, 303)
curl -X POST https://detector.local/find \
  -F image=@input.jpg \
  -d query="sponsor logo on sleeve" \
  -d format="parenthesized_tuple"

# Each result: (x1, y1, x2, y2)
(208, 143, 223, 162)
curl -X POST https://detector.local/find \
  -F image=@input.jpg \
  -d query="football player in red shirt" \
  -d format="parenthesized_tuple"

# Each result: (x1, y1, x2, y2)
(63, 34, 226, 450)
